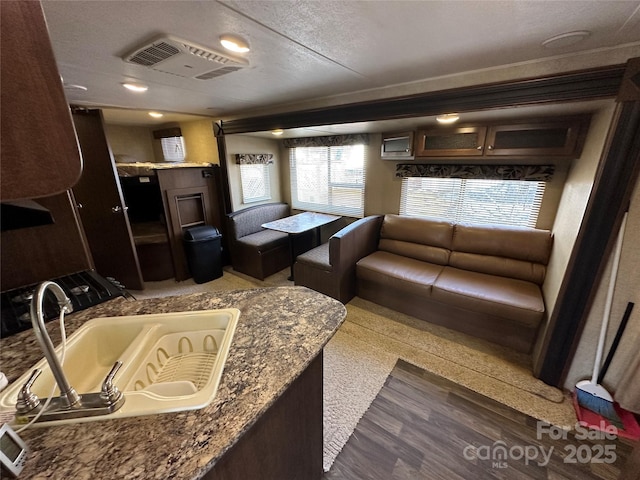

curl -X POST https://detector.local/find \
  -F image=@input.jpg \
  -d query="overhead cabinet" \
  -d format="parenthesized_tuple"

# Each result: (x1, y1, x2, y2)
(415, 117, 588, 159)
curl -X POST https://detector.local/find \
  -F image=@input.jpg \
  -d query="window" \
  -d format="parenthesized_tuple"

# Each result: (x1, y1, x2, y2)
(160, 136, 186, 162)
(289, 145, 366, 217)
(240, 163, 271, 203)
(400, 177, 545, 227)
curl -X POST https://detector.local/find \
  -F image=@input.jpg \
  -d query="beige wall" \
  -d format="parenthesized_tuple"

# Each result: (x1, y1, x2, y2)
(225, 135, 283, 211)
(104, 124, 157, 163)
(533, 103, 617, 366)
(180, 119, 219, 164)
(540, 104, 617, 314)
(563, 177, 640, 412)
(106, 120, 219, 164)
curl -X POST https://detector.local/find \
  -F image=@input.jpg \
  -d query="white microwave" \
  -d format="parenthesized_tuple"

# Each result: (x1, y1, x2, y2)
(381, 131, 414, 159)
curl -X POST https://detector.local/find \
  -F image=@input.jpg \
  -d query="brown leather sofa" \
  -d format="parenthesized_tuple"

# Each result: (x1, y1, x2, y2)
(294, 214, 553, 353)
(227, 203, 314, 280)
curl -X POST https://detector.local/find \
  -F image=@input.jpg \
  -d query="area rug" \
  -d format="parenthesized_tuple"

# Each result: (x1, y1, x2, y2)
(130, 268, 577, 471)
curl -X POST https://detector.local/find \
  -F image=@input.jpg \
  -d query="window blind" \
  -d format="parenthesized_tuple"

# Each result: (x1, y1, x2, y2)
(160, 136, 186, 162)
(289, 145, 366, 217)
(400, 177, 545, 227)
(240, 163, 271, 203)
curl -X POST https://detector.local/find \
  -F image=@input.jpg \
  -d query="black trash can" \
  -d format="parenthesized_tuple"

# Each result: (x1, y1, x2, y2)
(183, 225, 223, 284)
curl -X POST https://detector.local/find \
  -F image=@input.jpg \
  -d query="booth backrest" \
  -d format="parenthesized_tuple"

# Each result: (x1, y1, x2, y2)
(227, 202, 290, 240)
(377, 214, 552, 285)
(378, 215, 453, 266)
(450, 224, 552, 285)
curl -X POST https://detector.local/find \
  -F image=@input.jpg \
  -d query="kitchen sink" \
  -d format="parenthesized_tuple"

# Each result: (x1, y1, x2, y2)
(0, 309, 239, 426)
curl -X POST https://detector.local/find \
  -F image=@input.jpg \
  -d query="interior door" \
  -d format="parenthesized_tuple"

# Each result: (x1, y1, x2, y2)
(71, 109, 144, 290)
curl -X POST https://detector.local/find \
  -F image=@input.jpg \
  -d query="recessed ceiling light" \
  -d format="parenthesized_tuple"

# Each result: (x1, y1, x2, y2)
(148, 112, 163, 118)
(122, 82, 148, 92)
(220, 35, 250, 53)
(436, 113, 459, 124)
(542, 31, 591, 49)
(271, 129, 284, 136)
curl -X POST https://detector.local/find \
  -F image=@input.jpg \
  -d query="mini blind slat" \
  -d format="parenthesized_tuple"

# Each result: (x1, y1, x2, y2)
(161, 136, 186, 162)
(400, 177, 545, 227)
(290, 145, 366, 217)
(240, 163, 271, 203)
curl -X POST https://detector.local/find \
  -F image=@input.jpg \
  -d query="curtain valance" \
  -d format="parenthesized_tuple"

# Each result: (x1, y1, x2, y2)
(395, 164, 554, 181)
(235, 154, 274, 165)
(282, 133, 369, 148)
(153, 127, 182, 139)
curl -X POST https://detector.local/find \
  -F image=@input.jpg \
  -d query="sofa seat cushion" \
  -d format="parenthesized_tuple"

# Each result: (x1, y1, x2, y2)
(296, 242, 331, 271)
(356, 251, 443, 299)
(432, 266, 544, 327)
(237, 229, 288, 252)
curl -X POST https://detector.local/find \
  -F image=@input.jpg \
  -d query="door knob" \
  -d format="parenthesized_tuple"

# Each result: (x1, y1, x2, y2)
(111, 205, 129, 213)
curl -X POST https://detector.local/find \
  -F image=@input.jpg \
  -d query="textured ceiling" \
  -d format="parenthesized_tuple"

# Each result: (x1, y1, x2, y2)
(41, 0, 640, 126)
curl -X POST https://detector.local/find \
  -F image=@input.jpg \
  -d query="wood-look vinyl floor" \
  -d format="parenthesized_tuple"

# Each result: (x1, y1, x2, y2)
(325, 359, 635, 480)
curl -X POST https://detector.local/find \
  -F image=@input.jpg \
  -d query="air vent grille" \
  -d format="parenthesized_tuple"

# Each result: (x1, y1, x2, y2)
(184, 45, 229, 65)
(123, 35, 248, 79)
(128, 41, 181, 66)
(196, 66, 242, 80)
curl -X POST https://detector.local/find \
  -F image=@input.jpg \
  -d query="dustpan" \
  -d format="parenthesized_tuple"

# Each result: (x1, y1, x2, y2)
(573, 393, 640, 441)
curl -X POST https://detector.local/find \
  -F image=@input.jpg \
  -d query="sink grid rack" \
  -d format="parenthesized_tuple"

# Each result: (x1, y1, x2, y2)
(126, 330, 222, 394)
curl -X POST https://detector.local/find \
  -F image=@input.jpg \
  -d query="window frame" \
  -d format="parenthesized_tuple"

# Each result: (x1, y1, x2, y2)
(239, 162, 272, 204)
(160, 136, 186, 162)
(289, 144, 366, 218)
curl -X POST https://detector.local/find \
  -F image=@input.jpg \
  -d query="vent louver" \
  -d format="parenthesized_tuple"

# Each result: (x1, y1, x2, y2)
(123, 35, 248, 79)
(127, 41, 181, 66)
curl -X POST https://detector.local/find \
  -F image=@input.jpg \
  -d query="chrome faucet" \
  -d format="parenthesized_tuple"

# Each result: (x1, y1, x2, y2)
(15, 281, 125, 422)
(29, 281, 80, 408)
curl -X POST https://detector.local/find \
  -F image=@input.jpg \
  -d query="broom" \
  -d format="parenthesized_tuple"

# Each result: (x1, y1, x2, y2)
(575, 211, 628, 423)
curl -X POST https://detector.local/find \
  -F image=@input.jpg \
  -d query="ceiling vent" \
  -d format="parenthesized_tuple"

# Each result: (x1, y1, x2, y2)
(123, 35, 248, 80)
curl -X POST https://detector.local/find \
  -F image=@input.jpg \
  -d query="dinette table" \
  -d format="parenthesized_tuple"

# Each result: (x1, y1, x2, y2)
(262, 211, 340, 280)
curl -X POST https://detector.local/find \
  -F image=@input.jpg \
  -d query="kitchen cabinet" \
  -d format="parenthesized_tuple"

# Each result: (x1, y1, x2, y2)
(415, 126, 487, 157)
(1, 287, 344, 479)
(0, 1, 82, 201)
(381, 131, 415, 159)
(415, 117, 589, 159)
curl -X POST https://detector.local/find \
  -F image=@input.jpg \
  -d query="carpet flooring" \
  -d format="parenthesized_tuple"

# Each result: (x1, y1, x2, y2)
(130, 267, 576, 471)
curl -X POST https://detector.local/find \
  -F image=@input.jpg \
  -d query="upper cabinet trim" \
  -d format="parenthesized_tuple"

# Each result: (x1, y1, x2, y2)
(220, 65, 625, 135)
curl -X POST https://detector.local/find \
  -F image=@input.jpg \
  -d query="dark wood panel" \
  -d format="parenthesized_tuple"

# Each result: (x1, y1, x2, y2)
(206, 352, 323, 480)
(0, 192, 93, 290)
(0, 1, 82, 201)
(71, 109, 144, 290)
(221, 65, 625, 134)
(157, 167, 226, 281)
(326, 360, 633, 480)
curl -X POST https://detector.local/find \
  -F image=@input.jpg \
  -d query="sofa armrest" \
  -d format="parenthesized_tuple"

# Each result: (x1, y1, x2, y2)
(329, 215, 383, 270)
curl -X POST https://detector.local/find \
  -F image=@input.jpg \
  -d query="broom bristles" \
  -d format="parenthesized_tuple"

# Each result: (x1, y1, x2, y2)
(575, 387, 623, 428)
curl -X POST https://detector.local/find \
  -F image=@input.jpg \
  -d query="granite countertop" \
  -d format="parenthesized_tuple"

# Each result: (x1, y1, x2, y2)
(0, 286, 346, 479)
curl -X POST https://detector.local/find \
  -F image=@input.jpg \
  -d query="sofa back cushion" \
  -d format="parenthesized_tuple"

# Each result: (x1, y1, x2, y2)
(379, 215, 453, 265)
(227, 202, 290, 239)
(450, 224, 553, 284)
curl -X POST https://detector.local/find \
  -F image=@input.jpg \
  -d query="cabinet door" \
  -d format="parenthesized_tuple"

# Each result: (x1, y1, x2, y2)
(1, 1, 82, 201)
(484, 121, 581, 156)
(415, 126, 487, 157)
